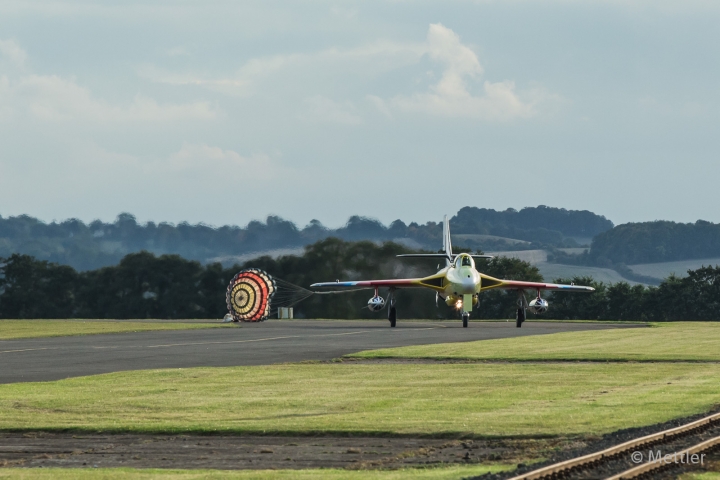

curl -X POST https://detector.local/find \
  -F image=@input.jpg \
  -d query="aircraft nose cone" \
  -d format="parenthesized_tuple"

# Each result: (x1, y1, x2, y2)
(461, 275, 476, 293)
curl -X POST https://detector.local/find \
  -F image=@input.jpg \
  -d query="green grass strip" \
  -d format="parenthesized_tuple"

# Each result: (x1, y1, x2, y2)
(0, 465, 512, 479)
(1, 363, 719, 437)
(347, 322, 720, 362)
(0, 320, 232, 340)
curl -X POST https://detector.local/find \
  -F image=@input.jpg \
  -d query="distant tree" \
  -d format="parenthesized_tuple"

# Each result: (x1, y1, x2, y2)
(451, 206, 613, 239)
(0, 254, 79, 318)
(2, 245, 720, 321)
(604, 282, 648, 321)
(545, 276, 608, 320)
(0, 206, 614, 271)
(589, 220, 720, 265)
(77, 252, 207, 319)
(474, 256, 544, 319)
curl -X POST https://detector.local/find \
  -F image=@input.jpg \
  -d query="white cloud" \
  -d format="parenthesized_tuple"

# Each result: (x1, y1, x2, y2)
(166, 46, 191, 57)
(0, 75, 12, 120)
(167, 143, 278, 179)
(390, 24, 542, 121)
(366, 94, 393, 118)
(0, 39, 27, 69)
(140, 41, 425, 97)
(136, 63, 251, 96)
(301, 95, 362, 125)
(5, 73, 217, 123)
(139, 24, 550, 122)
(63, 142, 283, 187)
(426, 23, 483, 90)
(0, 39, 217, 124)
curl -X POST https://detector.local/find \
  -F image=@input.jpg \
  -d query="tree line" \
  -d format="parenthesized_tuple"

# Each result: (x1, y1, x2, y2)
(0, 206, 613, 271)
(452, 206, 613, 241)
(1, 237, 718, 321)
(588, 220, 720, 265)
(0, 239, 539, 320)
(548, 269, 720, 321)
(550, 220, 720, 283)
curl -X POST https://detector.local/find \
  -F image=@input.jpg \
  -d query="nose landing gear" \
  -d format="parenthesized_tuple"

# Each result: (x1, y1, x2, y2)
(462, 312, 469, 328)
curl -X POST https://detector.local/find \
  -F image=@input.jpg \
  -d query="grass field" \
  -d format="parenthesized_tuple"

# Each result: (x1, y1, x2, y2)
(1, 362, 719, 437)
(629, 257, 720, 280)
(2, 321, 719, 478)
(0, 465, 512, 479)
(0, 320, 232, 340)
(348, 322, 719, 362)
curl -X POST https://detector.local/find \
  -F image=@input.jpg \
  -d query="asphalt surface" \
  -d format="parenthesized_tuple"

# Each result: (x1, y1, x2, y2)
(0, 320, 643, 384)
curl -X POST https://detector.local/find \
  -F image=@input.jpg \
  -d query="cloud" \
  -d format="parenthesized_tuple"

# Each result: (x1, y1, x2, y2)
(136, 63, 251, 96)
(0, 39, 27, 69)
(139, 24, 551, 123)
(64, 142, 282, 188)
(366, 95, 393, 118)
(167, 143, 278, 179)
(139, 41, 425, 97)
(301, 95, 362, 125)
(0, 75, 12, 120)
(166, 46, 191, 57)
(390, 24, 542, 121)
(5, 73, 217, 123)
(0, 39, 217, 123)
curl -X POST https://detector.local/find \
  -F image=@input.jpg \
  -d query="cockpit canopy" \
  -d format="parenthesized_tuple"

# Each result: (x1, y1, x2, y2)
(455, 254, 475, 268)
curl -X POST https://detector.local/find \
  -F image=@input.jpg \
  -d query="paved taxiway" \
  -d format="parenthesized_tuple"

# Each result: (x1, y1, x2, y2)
(0, 320, 643, 384)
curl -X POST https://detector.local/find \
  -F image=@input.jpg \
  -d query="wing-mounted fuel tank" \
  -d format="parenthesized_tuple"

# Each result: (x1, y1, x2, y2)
(368, 295, 386, 312)
(528, 297, 549, 314)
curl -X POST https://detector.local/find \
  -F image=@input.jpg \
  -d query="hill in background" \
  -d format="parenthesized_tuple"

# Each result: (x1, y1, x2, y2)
(6, 207, 720, 285)
(0, 206, 611, 271)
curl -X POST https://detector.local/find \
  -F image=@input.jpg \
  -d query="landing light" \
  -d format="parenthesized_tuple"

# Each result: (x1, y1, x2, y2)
(455, 300, 463, 310)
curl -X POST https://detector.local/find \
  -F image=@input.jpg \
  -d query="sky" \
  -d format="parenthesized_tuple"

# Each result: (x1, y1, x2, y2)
(0, 0, 718, 229)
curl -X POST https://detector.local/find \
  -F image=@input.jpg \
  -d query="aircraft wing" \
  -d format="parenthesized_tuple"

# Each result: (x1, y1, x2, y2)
(310, 278, 424, 290)
(494, 280, 594, 292)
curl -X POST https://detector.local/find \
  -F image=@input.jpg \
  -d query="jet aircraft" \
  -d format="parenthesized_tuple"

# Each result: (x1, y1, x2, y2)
(311, 216, 594, 328)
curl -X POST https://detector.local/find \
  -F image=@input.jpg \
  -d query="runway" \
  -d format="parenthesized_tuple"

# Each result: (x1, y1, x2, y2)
(0, 320, 642, 384)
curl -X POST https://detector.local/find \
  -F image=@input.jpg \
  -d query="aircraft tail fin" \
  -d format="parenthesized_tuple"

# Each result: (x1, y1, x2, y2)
(396, 215, 493, 263)
(396, 216, 493, 263)
(442, 215, 452, 266)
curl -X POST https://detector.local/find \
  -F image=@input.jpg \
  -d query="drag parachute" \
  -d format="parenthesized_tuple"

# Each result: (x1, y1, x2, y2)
(225, 268, 315, 322)
(226, 269, 276, 322)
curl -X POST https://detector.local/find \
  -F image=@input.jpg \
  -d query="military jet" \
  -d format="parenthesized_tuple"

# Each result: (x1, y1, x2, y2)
(311, 216, 594, 328)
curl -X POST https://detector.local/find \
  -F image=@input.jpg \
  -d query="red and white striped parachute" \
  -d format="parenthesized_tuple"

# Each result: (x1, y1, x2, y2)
(226, 269, 276, 322)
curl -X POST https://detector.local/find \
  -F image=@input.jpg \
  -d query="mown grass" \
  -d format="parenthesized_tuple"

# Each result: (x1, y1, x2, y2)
(681, 472, 720, 480)
(347, 322, 720, 362)
(0, 465, 513, 479)
(0, 363, 719, 437)
(0, 320, 232, 340)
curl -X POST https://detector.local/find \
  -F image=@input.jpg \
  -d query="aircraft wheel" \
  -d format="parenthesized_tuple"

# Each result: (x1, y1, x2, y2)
(516, 308, 525, 328)
(388, 307, 397, 328)
(462, 313, 469, 328)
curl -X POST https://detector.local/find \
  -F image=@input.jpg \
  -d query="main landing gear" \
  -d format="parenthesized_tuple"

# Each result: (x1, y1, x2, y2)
(516, 290, 527, 328)
(388, 289, 397, 328)
(516, 307, 526, 328)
